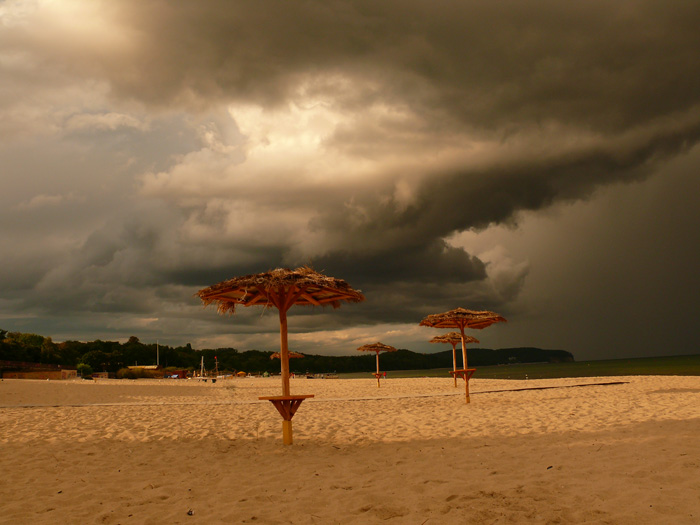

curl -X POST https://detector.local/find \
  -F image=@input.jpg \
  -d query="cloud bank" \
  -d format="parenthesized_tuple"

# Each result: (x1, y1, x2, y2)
(1, 0, 699, 356)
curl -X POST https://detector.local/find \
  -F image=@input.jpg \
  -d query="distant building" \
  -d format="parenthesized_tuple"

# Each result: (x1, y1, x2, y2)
(0, 360, 77, 380)
(3, 369, 77, 380)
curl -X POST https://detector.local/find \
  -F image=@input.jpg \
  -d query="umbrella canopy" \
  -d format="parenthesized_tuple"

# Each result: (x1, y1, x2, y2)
(197, 266, 365, 314)
(357, 342, 398, 354)
(197, 266, 365, 397)
(430, 332, 479, 386)
(420, 308, 507, 332)
(429, 332, 479, 345)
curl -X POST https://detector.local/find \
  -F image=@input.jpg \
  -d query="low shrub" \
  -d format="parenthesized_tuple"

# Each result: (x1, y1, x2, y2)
(76, 362, 93, 379)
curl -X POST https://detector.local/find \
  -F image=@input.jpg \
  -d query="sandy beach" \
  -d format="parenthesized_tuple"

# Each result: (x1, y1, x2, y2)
(1, 375, 699, 524)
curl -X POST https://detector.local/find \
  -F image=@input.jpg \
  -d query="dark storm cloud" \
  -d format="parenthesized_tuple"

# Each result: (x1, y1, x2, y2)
(91, 1, 700, 129)
(405, 121, 700, 234)
(98, 6, 699, 194)
(114, 0, 700, 323)
(299, 111, 699, 325)
(312, 239, 486, 285)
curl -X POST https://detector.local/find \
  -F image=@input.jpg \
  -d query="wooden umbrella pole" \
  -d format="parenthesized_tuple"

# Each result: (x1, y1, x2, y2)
(459, 327, 471, 404)
(278, 307, 291, 397)
(278, 305, 294, 444)
(376, 352, 380, 387)
(451, 343, 458, 387)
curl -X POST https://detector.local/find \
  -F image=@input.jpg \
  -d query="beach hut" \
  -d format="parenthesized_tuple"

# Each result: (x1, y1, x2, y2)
(357, 342, 397, 387)
(430, 332, 479, 387)
(420, 308, 506, 403)
(197, 266, 364, 444)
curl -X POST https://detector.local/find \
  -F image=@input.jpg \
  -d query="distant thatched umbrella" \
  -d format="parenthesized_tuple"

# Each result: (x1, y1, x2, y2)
(197, 266, 364, 443)
(270, 351, 304, 360)
(357, 342, 397, 387)
(430, 332, 479, 387)
(420, 308, 506, 402)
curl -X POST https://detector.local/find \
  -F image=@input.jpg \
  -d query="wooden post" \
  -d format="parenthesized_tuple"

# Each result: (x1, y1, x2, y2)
(375, 352, 380, 387)
(278, 297, 294, 444)
(260, 395, 314, 446)
(279, 307, 291, 397)
(460, 327, 470, 404)
(282, 420, 293, 445)
(451, 343, 458, 387)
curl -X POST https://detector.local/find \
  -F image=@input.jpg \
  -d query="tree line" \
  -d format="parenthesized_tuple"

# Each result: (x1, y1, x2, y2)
(0, 329, 574, 376)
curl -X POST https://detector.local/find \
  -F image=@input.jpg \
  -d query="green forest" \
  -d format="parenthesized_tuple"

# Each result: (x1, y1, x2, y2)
(0, 329, 574, 376)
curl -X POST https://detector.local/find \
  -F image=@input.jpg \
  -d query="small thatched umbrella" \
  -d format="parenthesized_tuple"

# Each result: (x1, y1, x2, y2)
(357, 342, 397, 387)
(271, 351, 303, 377)
(430, 332, 479, 387)
(270, 351, 304, 360)
(420, 308, 506, 402)
(197, 266, 364, 444)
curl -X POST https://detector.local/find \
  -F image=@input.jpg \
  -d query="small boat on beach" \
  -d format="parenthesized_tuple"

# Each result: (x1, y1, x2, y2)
(193, 356, 218, 383)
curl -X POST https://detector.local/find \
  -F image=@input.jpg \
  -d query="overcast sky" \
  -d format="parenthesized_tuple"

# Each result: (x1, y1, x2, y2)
(1, 0, 699, 361)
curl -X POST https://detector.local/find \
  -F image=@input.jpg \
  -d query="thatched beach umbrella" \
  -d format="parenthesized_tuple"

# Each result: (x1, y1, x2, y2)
(197, 266, 364, 444)
(270, 351, 304, 360)
(430, 332, 479, 387)
(357, 342, 397, 387)
(420, 308, 506, 402)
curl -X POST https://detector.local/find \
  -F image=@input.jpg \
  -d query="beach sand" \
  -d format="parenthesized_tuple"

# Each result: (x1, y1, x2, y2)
(1, 375, 699, 524)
